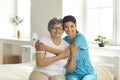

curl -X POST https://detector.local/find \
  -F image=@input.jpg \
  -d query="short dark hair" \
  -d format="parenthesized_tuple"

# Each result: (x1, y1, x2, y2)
(48, 17, 62, 31)
(62, 15, 77, 29)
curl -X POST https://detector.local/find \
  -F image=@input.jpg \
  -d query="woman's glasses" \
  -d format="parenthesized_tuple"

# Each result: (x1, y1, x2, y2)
(51, 27, 63, 30)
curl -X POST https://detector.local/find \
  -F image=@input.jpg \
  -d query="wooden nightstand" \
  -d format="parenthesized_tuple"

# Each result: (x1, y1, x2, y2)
(3, 55, 20, 64)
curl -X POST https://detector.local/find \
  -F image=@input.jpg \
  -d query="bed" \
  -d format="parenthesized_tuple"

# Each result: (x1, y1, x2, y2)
(0, 56, 119, 80)
(0, 61, 35, 80)
(90, 55, 120, 80)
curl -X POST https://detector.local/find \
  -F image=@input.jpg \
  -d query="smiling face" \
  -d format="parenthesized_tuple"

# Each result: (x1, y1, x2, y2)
(62, 15, 78, 40)
(50, 23, 63, 38)
(64, 21, 77, 38)
(47, 17, 63, 39)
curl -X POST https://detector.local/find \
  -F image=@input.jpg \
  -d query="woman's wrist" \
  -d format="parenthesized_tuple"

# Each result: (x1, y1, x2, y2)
(45, 45, 49, 51)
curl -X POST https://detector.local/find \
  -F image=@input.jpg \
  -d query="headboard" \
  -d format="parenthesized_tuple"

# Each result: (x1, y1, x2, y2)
(90, 55, 120, 80)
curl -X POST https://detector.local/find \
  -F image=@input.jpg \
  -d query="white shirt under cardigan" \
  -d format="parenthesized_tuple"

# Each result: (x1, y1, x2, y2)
(33, 37, 69, 76)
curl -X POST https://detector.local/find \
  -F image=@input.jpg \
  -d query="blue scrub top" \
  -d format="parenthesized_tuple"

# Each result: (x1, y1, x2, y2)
(63, 32, 95, 77)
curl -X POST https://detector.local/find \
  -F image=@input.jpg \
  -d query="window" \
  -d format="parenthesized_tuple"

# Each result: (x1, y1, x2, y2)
(63, 0, 120, 46)
(0, 0, 16, 38)
(0, 0, 30, 40)
(85, 0, 120, 46)
(17, 0, 31, 39)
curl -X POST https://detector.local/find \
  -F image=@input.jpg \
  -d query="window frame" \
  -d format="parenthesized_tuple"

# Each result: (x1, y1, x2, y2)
(84, 0, 120, 46)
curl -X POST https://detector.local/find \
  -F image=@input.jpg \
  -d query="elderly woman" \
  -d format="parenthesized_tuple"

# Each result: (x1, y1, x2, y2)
(29, 17, 70, 80)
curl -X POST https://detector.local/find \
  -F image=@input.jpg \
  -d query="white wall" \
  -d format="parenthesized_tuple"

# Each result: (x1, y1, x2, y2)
(89, 45, 120, 57)
(31, 0, 62, 39)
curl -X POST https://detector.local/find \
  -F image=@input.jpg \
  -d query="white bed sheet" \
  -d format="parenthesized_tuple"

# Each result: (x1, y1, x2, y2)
(0, 61, 35, 80)
(0, 61, 113, 80)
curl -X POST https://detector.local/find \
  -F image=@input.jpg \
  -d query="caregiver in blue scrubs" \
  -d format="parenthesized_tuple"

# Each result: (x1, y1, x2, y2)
(62, 15, 97, 80)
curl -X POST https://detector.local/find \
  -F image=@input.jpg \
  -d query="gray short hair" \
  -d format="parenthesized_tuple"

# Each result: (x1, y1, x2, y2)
(48, 17, 62, 31)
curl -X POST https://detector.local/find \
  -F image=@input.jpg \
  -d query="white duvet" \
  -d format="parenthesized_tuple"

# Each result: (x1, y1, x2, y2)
(93, 64, 114, 80)
(0, 61, 113, 80)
